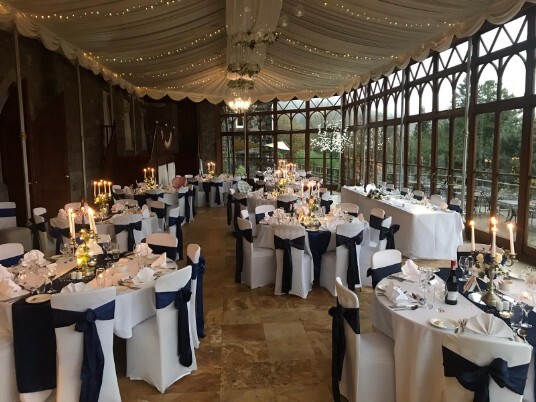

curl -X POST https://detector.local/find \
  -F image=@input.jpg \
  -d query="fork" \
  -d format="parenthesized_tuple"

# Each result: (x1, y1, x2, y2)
(457, 318, 467, 334)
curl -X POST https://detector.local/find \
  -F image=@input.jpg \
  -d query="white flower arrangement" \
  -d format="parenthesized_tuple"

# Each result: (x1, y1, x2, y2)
(227, 79, 255, 90)
(311, 122, 353, 154)
(232, 31, 279, 49)
(227, 63, 261, 78)
(474, 251, 508, 278)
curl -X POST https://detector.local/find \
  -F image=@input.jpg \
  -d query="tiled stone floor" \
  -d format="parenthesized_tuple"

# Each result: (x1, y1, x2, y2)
(114, 205, 449, 402)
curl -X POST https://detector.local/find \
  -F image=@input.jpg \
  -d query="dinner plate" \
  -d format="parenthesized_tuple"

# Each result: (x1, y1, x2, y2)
(26, 294, 52, 304)
(50, 255, 63, 261)
(429, 317, 460, 331)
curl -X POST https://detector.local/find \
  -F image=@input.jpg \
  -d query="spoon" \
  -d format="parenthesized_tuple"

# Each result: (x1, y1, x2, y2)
(390, 305, 419, 311)
(517, 328, 528, 340)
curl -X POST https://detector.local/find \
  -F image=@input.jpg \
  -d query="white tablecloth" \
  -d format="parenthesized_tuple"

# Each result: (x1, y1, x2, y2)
(372, 274, 533, 402)
(341, 186, 463, 260)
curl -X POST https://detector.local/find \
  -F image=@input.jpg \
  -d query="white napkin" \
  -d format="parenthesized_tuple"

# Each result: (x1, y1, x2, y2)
(141, 205, 151, 218)
(0, 278, 22, 297)
(151, 252, 167, 268)
(320, 220, 339, 232)
(465, 313, 513, 338)
(57, 209, 68, 219)
(61, 282, 89, 293)
(0, 265, 13, 280)
(23, 250, 47, 267)
(135, 243, 153, 257)
(357, 213, 365, 222)
(111, 203, 125, 213)
(133, 267, 155, 284)
(440, 202, 448, 211)
(123, 186, 133, 194)
(401, 259, 420, 277)
(88, 242, 103, 255)
(385, 281, 410, 306)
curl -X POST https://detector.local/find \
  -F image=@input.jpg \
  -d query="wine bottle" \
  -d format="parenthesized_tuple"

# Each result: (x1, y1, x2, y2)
(445, 260, 458, 305)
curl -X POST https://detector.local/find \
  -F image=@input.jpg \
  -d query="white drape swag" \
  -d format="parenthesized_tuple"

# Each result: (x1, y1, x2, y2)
(0, 0, 533, 104)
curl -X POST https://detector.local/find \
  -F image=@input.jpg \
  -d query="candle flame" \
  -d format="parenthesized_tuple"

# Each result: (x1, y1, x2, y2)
(469, 220, 475, 226)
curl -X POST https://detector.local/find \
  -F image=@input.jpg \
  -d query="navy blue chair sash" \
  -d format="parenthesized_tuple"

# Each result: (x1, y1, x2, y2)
(448, 204, 462, 213)
(114, 220, 142, 252)
(329, 302, 360, 402)
(49, 226, 71, 254)
(0, 207, 16, 217)
(190, 187, 196, 217)
(30, 212, 49, 250)
(369, 214, 384, 230)
(0, 254, 23, 267)
(211, 182, 223, 205)
(277, 200, 295, 213)
(442, 346, 529, 402)
(148, 193, 162, 201)
(274, 235, 305, 294)
(134, 194, 148, 207)
(254, 182, 265, 191)
(202, 182, 211, 203)
(187, 256, 206, 338)
(366, 262, 402, 288)
(184, 191, 191, 222)
(400, 190, 408, 196)
(235, 228, 253, 283)
(152, 205, 166, 220)
(320, 199, 333, 214)
(414, 194, 423, 201)
(226, 194, 233, 225)
(52, 300, 115, 402)
(168, 216, 185, 260)
(348, 211, 358, 217)
(307, 230, 331, 283)
(112, 191, 125, 201)
(148, 244, 177, 260)
(380, 224, 400, 250)
(336, 232, 364, 289)
(155, 281, 192, 367)
(255, 211, 274, 224)
(255, 174, 264, 180)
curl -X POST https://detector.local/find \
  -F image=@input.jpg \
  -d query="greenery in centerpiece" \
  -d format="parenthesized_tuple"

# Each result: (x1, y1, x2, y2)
(474, 250, 508, 278)
(94, 193, 110, 216)
(366, 189, 384, 200)
(75, 229, 99, 275)
(144, 176, 157, 189)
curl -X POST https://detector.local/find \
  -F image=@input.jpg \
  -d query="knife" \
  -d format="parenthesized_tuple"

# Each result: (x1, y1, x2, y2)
(387, 275, 416, 283)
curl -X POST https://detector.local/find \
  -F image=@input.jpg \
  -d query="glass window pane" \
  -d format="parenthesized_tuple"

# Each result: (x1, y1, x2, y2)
(408, 123, 418, 165)
(475, 113, 495, 172)
(475, 173, 492, 234)
(437, 119, 450, 169)
(498, 109, 522, 175)
(386, 126, 394, 163)
(453, 117, 465, 170)
(420, 121, 432, 168)
(292, 134, 306, 170)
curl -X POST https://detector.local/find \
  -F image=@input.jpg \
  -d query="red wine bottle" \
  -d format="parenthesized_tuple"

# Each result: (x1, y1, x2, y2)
(445, 260, 458, 305)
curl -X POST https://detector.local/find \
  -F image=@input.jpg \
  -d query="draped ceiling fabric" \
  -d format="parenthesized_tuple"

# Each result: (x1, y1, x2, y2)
(0, 0, 534, 104)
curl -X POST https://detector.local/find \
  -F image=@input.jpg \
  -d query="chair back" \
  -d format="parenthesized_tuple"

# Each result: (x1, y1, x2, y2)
(413, 190, 424, 200)
(146, 232, 178, 260)
(0, 243, 24, 266)
(430, 194, 443, 207)
(337, 203, 359, 216)
(370, 249, 402, 288)
(276, 194, 298, 212)
(64, 202, 81, 212)
(448, 198, 462, 213)
(240, 210, 249, 219)
(32, 207, 55, 256)
(0, 201, 17, 229)
(176, 186, 189, 218)
(186, 244, 201, 349)
(273, 224, 308, 295)
(335, 222, 365, 290)
(51, 287, 120, 402)
(115, 199, 138, 207)
(369, 208, 388, 247)
(49, 217, 71, 253)
(150, 200, 166, 231)
(162, 192, 178, 207)
(113, 214, 143, 252)
(146, 189, 164, 200)
(255, 204, 275, 222)
(386, 183, 395, 191)
(442, 333, 532, 402)
(400, 187, 410, 196)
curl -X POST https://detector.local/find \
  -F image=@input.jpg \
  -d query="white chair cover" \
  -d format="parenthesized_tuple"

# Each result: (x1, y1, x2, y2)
(0, 202, 32, 251)
(150, 201, 166, 232)
(51, 287, 120, 402)
(0, 202, 18, 229)
(237, 218, 276, 289)
(369, 249, 402, 288)
(413, 190, 425, 200)
(273, 225, 312, 298)
(32, 207, 55, 258)
(186, 244, 201, 349)
(49, 217, 71, 253)
(176, 187, 188, 222)
(0, 318, 18, 402)
(368, 208, 387, 248)
(209, 178, 224, 208)
(112, 214, 143, 252)
(253, 204, 275, 237)
(442, 334, 532, 402)
(401, 187, 410, 196)
(386, 183, 395, 191)
(334, 277, 395, 402)
(0, 243, 24, 266)
(126, 266, 196, 393)
(337, 203, 359, 216)
(320, 222, 365, 296)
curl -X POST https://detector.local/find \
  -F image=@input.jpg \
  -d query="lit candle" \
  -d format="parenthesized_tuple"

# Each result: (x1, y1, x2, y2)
(151, 168, 155, 179)
(507, 223, 515, 255)
(469, 220, 475, 252)
(491, 226, 497, 257)
(97, 181, 101, 195)
(93, 181, 97, 197)
(68, 209, 74, 239)
(144, 168, 147, 178)
(108, 181, 112, 196)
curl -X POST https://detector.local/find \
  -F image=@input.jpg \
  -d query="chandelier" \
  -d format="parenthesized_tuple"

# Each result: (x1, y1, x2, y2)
(228, 95, 251, 114)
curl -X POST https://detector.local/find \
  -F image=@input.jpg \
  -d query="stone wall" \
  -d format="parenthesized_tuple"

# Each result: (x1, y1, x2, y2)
(197, 101, 219, 173)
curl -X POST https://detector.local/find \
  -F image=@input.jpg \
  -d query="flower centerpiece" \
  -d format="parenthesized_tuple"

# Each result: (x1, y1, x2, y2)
(144, 176, 157, 189)
(75, 229, 99, 276)
(366, 188, 384, 200)
(94, 193, 110, 218)
(232, 30, 279, 49)
(473, 249, 509, 306)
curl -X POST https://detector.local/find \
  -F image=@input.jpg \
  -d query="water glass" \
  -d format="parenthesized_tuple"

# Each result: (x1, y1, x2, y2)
(459, 256, 473, 281)
(511, 304, 524, 328)
(96, 268, 106, 288)
(110, 242, 120, 260)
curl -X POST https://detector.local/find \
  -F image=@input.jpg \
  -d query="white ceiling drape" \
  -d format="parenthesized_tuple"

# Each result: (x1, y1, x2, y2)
(0, 0, 533, 104)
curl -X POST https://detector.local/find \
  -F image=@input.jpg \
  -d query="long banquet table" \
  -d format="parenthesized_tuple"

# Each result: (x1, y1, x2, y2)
(372, 273, 534, 402)
(341, 186, 463, 260)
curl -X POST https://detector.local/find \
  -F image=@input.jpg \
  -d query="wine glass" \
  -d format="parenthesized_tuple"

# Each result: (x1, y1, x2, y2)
(102, 240, 111, 261)
(459, 256, 471, 281)
(110, 242, 120, 261)
(520, 302, 533, 329)
(46, 264, 57, 293)
(510, 303, 524, 329)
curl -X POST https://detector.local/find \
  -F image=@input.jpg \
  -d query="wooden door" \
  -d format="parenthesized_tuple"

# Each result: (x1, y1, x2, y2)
(27, 91, 70, 214)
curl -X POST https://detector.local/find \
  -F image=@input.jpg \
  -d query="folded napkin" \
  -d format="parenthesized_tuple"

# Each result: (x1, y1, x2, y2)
(295, 205, 310, 216)
(135, 243, 153, 257)
(111, 203, 126, 213)
(440, 202, 448, 211)
(357, 213, 365, 222)
(133, 267, 155, 285)
(0, 278, 22, 297)
(124, 186, 133, 194)
(24, 272, 46, 289)
(23, 250, 48, 267)
(151, 252, 167, 268)
(141, 205, 151, 218)
(57, 209, 68, 219)
(88, 242, 103, 255)
(320, 220, 339, 232)
(385, 281, 410, 306)
(465, 313, 513, 338)
(401, 259, 420, 277)
(61, 282, 89, 293)
(0, 265, 13, 280)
